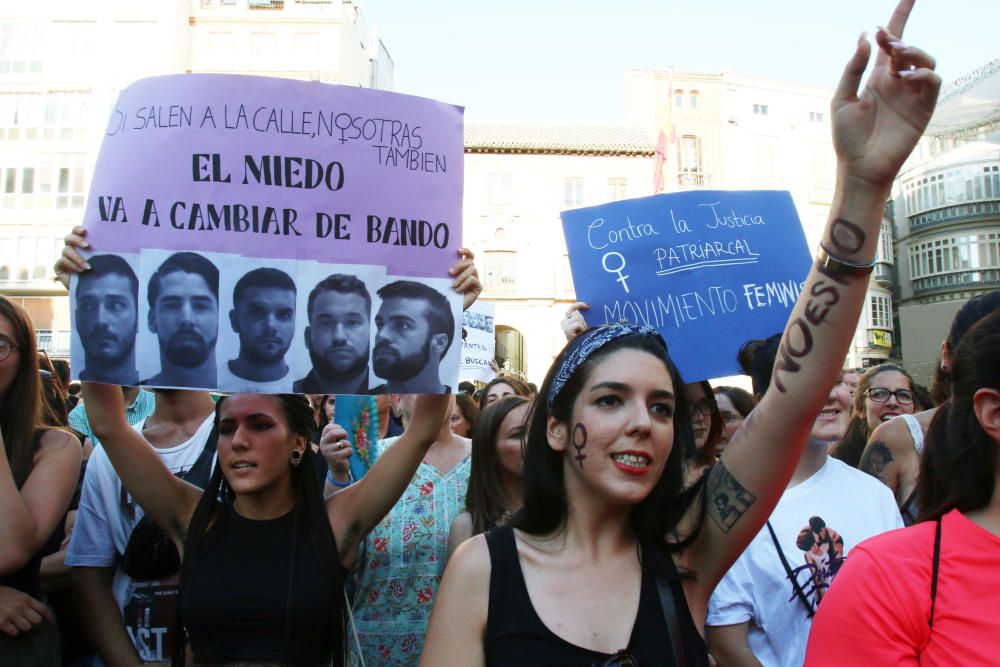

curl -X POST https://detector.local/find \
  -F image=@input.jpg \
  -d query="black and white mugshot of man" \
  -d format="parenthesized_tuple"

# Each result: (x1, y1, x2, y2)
(142, 252, 219, 388)
(75, 254, 139, 385)
(293, 273, 373, 394)
(371, 280, 455, 394)
(222, 267, 296, 388)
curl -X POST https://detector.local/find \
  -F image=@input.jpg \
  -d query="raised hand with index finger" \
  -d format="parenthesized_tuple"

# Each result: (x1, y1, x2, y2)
(831, 0, 940, 194)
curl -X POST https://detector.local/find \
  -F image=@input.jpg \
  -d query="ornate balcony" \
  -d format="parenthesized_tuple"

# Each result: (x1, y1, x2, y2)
(909, 200, 1000, 233)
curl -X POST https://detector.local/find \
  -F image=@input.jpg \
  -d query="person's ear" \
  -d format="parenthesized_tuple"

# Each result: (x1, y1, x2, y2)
(229, 308, 240, 334)
(147, 308, 158, 334)
(939, 341, 951, 372)
(304, 326, 312, 353)
(430, 332, 449, 360)
(973, 388, 1000, 444)
(547, 416, 568, 452)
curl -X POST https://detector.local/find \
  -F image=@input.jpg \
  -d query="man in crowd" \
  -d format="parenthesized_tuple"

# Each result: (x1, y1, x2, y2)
(66, 388, 216, 665)
(294, 273, 373, 394)
(220, 267, 296, 391)
(75, 254, 140, 386)
(371, 280, 455, 394)
(142, 252, 219, 389)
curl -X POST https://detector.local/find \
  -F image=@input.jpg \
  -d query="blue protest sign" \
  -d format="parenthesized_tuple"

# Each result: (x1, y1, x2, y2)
(561, 191, 812, 382)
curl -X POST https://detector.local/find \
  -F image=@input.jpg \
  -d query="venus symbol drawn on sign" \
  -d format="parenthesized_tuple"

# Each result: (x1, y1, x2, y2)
(602, 251, 630, 294)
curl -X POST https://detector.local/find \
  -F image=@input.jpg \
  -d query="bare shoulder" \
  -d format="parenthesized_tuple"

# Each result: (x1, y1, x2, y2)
(867, 417, 916, 457)
(38, 428, 80, 452)
(447, 532, 492, 581)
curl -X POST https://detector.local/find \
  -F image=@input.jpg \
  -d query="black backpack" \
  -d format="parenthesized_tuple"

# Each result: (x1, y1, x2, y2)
(121, 424, 217, 581)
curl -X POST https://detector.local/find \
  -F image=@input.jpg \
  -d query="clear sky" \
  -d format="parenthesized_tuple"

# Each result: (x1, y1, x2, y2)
(360, 0, 998, 121)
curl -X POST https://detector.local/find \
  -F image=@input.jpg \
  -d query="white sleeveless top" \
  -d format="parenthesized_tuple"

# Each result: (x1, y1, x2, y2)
(900, 413, 924, 454)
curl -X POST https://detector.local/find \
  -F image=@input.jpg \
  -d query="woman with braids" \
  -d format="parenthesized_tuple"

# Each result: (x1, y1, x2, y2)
(857, 289, 1000, 525)
(0, 296, 81, 661)
(447, 395, 530, 558)
(79, 381, 450, 667)
(805, 309, 1000, 666)
(422, 5, 938, 664)
(830, 362, 917, 468)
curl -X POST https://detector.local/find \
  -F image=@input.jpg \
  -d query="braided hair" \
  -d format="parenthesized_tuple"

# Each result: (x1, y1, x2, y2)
(171, 394, 346, 666)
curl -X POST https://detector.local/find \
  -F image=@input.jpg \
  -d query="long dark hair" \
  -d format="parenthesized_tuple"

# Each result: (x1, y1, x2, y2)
(512, 333, 705, 554)
(173, 394, 345, 666)
(917, 310, 1000, 521)
(931, 290, 1000, 405)
(454, 392, 480, 437)
(467, 396, 529, 535)
(0, 296, 44, 488)
(832, 363, 915, 468)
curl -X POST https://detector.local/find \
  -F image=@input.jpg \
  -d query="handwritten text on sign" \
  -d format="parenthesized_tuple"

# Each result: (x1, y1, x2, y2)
(88, 74, 464, 276)
(561, 191, 812, 382)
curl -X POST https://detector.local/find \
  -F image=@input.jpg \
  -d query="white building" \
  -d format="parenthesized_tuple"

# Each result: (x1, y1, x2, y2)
(0, 0, 392, 357)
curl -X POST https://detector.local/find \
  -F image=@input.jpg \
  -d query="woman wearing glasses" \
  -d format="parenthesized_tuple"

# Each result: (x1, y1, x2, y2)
(713, 387, 754, 456)
(422, 5, 939, 664)
(0, 296, 81, 661)
(857, 290, 1000, 525)
(831, 363, 917, 468)
(805, 310, 1000, 666)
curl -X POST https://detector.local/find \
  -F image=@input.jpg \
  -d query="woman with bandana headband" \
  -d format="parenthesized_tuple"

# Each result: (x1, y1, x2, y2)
(422, 3, 939, 665)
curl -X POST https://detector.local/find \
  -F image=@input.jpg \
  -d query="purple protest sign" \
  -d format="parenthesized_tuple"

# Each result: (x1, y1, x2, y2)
(71, 75, 465, 395)
(86, 74, 463, 275)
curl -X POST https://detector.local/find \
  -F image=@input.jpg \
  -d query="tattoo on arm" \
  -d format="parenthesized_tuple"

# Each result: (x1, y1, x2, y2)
(859, 441, 893, 484)
(705, 461, 757, 533)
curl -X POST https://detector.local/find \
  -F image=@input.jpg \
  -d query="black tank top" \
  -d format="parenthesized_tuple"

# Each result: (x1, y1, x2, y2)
(484, 526, 707, 666)
(0, 431, 47, 599)
(180, 504, 336, 666)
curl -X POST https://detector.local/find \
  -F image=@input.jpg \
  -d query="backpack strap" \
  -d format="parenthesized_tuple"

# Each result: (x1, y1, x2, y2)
(929, 516, 942, 628)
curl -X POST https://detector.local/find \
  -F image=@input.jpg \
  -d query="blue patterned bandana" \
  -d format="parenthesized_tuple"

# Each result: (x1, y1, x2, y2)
(547, 323, 668, 409)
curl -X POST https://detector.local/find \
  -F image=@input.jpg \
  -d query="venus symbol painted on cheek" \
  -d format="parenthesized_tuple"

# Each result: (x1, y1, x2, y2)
(572, 423, 587, 469)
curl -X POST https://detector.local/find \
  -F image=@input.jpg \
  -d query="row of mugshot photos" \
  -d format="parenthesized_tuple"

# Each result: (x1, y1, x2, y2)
(69, 249, 463, 394)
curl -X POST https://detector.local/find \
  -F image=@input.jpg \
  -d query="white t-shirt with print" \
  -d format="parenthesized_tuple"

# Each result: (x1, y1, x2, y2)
(707, 456, 903, 667)
(65, 414, 215, 664)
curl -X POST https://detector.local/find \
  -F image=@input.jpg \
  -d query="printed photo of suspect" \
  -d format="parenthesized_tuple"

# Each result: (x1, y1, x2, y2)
(370, 279, 460, 394)
(217, 266, 297, 393)
(138, 251, 220, 389)
(294, 269, 382, 395)
(72, 253, 140, 386)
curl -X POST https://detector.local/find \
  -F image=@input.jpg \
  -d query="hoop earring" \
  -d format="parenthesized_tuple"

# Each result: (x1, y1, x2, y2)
(290, 449, 304, 467)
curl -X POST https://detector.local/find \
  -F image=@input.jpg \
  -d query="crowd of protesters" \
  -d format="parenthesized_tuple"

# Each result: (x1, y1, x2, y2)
(4, 2, 999, 666)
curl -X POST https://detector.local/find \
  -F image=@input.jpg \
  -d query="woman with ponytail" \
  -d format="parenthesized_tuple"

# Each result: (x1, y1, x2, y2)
(805, 309, 1000, 666)
(80, 383, 449, 667)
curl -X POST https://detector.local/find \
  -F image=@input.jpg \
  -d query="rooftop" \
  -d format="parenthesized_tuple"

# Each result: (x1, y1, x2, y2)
(465, 122, 654, 155)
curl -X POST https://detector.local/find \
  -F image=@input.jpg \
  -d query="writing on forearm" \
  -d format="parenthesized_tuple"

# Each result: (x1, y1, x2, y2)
(772, 218, 868, 393)
(859, 441, 894, 484)
(706, 461, 757, 533)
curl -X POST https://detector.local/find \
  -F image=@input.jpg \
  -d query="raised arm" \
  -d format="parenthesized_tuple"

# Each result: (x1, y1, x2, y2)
(0, 428, 80, 575)
(682, 0, 940, 599)
(80, 382, 201, 544)
(326, 393, 451, 566)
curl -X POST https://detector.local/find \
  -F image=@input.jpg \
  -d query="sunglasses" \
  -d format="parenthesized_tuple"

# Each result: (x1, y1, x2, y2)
(597, 650, 639, 667)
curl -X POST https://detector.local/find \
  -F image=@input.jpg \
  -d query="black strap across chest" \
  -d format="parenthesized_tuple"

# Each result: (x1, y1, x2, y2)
(766, 520, 816, 617)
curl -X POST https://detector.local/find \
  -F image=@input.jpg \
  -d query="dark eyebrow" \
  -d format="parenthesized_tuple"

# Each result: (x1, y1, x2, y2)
(589, 381, 675, 401)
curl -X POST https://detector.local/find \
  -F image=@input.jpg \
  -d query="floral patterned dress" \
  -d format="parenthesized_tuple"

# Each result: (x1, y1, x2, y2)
(351, 437, 471, 666)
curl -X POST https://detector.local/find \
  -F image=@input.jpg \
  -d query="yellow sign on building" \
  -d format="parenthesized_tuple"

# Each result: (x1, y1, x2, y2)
(871, 329, 893, 349)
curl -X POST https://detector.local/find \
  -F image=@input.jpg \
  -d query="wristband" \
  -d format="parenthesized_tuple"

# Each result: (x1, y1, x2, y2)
(326, 471, 353, 487)
(816, 244, 875, 278)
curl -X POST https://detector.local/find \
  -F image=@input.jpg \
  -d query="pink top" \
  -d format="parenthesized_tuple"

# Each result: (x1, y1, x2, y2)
(804, 509, 1000, 666)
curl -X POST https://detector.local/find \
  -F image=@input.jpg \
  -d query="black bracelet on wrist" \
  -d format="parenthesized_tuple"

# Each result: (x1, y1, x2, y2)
(816, 244, 876, 278)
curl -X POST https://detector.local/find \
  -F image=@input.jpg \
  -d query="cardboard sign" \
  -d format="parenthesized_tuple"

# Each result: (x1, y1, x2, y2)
(561, 191, 812, 381)
(460, 301, 497, 383)
(71, 74, 465, 394)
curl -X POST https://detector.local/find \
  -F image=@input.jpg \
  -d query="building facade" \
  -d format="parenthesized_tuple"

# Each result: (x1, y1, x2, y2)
(463, 123, 655, 384)
(887, 60, 1000, 386)
(0, 0, 391, 357)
